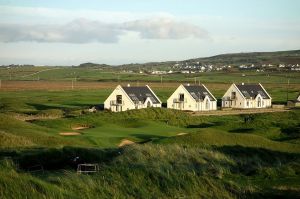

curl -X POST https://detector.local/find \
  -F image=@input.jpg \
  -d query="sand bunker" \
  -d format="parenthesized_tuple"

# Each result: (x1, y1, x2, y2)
(71, 126, 89, 130)
(59, 132, 81, 136)
(176, 133, 188, 136)
(118, 139, 135, 147)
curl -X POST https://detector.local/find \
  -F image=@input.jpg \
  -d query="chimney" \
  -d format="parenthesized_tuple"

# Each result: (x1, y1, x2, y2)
(127, 84, 130, 87)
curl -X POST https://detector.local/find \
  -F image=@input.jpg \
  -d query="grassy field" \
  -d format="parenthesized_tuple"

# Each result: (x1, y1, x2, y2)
(1, 66, 300, 84)
(0, 68, 300, 198)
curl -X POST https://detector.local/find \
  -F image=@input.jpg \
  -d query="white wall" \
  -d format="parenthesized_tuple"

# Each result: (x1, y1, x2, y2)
(167, 85, 217, 111)
(104, 86, 135, 112)
(222, 84, 246, 108)
(104, 85, 162, 112)
(222, 84, 272, 109)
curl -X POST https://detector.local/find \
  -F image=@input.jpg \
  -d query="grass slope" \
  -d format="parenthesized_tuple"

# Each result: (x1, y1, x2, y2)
(1, 143, 299, 198)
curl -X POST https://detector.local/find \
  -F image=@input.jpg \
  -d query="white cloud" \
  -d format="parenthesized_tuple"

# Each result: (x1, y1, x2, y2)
(0, 18, 209, 43)
(122, 17, 208, 39)
(0, 19, 122, 43)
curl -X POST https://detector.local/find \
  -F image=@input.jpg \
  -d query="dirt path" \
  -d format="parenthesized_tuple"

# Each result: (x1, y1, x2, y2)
(20, 68, 62, 78)
(189, 108, 290, 116)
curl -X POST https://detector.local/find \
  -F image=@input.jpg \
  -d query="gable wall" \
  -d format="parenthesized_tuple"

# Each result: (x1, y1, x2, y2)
(222, 84, 246, 108)
(104, 86, 135, 112)
(222, 84, 272, 109)
(167, 85, 217, 111)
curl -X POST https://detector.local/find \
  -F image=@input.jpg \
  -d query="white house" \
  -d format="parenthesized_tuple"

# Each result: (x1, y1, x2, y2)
(222, 83, 272, 109)
(167, 84, 217, 111)
(104, 85, 162, 112)
(287, 93, 300, 108)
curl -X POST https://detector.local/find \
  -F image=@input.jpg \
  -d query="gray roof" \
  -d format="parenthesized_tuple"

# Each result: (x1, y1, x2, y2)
(236, 84, 270, 99)
(122, 86, 160, 104)
(183, 85, 216, 101)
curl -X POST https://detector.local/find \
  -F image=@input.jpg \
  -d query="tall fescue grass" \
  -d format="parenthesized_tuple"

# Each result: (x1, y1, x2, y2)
(1, 143, 299, 198)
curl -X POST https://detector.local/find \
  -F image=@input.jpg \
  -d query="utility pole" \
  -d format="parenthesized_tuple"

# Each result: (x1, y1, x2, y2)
(72, 79, 74, 90)
(194, 77, 196, 85)
(0, 79, 1, 89)
(161, 76, 163, 84)
(286, 78, 290, 102)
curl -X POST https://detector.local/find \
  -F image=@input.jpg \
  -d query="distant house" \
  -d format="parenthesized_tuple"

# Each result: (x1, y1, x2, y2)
(222, 83, 272, 109)
(151, 70, 167, 75)
(287, 93, 300, 107)
(104, 85, 162, 112)
(167, 84, 217, 111)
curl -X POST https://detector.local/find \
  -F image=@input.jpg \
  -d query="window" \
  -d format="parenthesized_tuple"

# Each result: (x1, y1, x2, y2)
(179, 94, 184, 102)
(116, 95, 122, 104)
(206, 100, 210, 109)
(231, 92, 236, 99)
(247, 101, 249, 107)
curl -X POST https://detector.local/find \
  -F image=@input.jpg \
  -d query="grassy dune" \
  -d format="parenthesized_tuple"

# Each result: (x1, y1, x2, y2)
(1, 143, 299, 198)
(159, 130, 300, 153)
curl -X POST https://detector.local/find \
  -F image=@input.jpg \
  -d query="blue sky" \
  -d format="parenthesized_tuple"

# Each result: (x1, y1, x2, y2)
(0, 0, 299, 65)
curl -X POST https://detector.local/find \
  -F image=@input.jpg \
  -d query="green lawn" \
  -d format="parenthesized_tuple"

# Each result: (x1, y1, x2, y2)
(0, 72, 300, 198)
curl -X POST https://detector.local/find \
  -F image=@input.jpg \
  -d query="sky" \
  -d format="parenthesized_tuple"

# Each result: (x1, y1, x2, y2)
(0, 0, 299, 65)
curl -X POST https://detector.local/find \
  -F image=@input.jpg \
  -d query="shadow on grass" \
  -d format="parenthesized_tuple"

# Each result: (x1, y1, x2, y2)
(65, 102, 98, 108)
(228, 128, 255, 133)
(130, 134, 168, 143)
(187, 121, 224, 128)
(27, 103, 65, 111)
(1, 147, 121, 171)
(27, 102, 96, 111)
(214, 145, 300, 176)
(248, 189, 300, 199)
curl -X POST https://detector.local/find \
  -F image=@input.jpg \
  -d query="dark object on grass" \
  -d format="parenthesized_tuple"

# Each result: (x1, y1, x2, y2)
(244, 114, 255, 123)
(77, 163, 99, 174)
